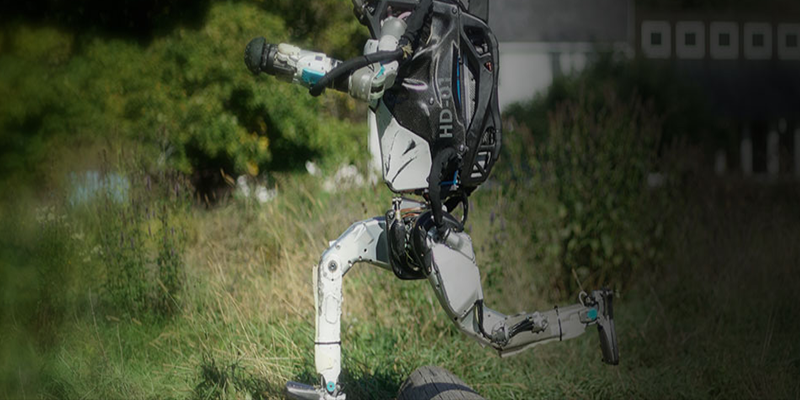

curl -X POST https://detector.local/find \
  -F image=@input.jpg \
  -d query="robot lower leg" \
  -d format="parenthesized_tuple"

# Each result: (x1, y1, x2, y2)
(474, 291, 617, 361)
(308, 217, 391, 399)
(421, 226, 617, 363)
(287, 212, 617, 400)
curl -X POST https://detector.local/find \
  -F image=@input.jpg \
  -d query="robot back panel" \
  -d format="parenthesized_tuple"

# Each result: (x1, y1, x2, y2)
(381, 0, 502, 192)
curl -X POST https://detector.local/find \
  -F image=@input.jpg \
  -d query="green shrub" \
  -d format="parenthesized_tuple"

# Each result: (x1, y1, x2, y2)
(550, 89, 664, 291)
(503, 83, 667, 293)
(0, 1, 366, 190)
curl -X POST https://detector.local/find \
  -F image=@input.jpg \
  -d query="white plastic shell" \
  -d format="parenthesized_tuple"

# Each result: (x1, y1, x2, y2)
(428, 232, 483, 319)
(371, 102, 432, 192)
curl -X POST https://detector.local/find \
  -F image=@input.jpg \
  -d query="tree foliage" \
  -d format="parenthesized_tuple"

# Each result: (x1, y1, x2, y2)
(0, 1, 367, 187)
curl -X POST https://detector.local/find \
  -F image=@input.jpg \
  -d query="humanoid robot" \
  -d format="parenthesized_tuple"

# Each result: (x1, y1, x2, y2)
(244, 1, 618, 399)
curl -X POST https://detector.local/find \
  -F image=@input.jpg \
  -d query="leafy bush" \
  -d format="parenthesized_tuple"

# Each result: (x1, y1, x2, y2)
(0, 1, 367, 191)
(548, 90, 664, 291)
(502, 71, 669, 293)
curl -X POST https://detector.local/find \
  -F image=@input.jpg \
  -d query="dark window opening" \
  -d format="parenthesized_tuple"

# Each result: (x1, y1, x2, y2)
(685, 32, 696, 46)
(753, 33, 765, 47)
(651, 32, 662, 46)
(719, 33, 731, 47)
(787, 34, 798, 48)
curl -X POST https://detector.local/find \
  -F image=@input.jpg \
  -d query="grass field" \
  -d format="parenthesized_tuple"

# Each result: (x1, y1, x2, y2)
(2, 171, 799, 400)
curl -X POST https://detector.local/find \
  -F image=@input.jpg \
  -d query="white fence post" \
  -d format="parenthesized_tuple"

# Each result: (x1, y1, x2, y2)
(741, 126, 753, 176)
(795, 128, 800, 178)
(767, 128, 780, 175)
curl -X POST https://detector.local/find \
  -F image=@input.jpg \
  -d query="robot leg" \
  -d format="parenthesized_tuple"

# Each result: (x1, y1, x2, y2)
(483, 289, 618, 363)
(286, 217, 390, 400)
(424, 229, 619, 364)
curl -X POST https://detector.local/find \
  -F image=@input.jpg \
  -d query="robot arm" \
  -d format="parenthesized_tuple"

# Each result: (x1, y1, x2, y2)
(244, 16, 407, 102)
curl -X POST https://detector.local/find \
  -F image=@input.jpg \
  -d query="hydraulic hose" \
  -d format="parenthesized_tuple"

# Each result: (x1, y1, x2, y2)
(444, 192, 469, 226)
(398, 0, 432, 49)
(309, 48, 403, 97)
(428, 147, 459, 237)
(309, 0, 433, 97)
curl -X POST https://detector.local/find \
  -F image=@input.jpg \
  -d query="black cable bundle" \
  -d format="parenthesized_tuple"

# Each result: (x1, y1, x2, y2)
(309, 49, 403, 96)
(398, 0, 433, 50)
(309, 0, 433, 97)
(427, 148, 460, 237)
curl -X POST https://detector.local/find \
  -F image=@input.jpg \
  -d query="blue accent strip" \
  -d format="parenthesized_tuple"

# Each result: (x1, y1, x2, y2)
(376, 65, 385, 78)
(456, 56, 462, 108)
(440, 170, 459, 187)
(302, 68, 325, 86)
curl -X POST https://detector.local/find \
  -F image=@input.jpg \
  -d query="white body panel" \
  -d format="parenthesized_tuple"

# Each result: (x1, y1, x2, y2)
(313, 263, 342, 389)
(427, 232, 483, 319)
(314, 218, 389, 396)
(370, 101, 432, 192)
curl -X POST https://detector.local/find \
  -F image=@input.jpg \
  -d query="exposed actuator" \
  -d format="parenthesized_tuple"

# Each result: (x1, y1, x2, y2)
(244, 17, 407, 102)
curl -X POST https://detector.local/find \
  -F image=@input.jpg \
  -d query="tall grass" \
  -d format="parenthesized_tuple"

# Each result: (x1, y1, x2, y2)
(2, 90, 798, 400)
(73, 158, 192, 317)
(3, 163, 798, 399)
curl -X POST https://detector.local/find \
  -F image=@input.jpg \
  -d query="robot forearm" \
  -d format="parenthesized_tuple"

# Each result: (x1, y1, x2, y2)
(248, 41, 348, 91)
(244, 17, 406, 102)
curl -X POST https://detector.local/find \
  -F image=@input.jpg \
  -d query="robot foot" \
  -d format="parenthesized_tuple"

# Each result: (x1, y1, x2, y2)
(285, 381, 319, 400)
(488, 289, 619, 365)
(285, 381, 345, 400)
(590, 289, 619, 365)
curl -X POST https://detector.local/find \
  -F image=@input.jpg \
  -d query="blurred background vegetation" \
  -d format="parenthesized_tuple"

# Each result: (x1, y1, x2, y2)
(1, 0, 798, 399)
(0, 0, 369, 199)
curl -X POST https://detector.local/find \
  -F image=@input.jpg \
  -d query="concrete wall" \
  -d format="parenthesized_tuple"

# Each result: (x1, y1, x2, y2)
(496, 43, 630, 110)
(488, 0, 634, 110)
